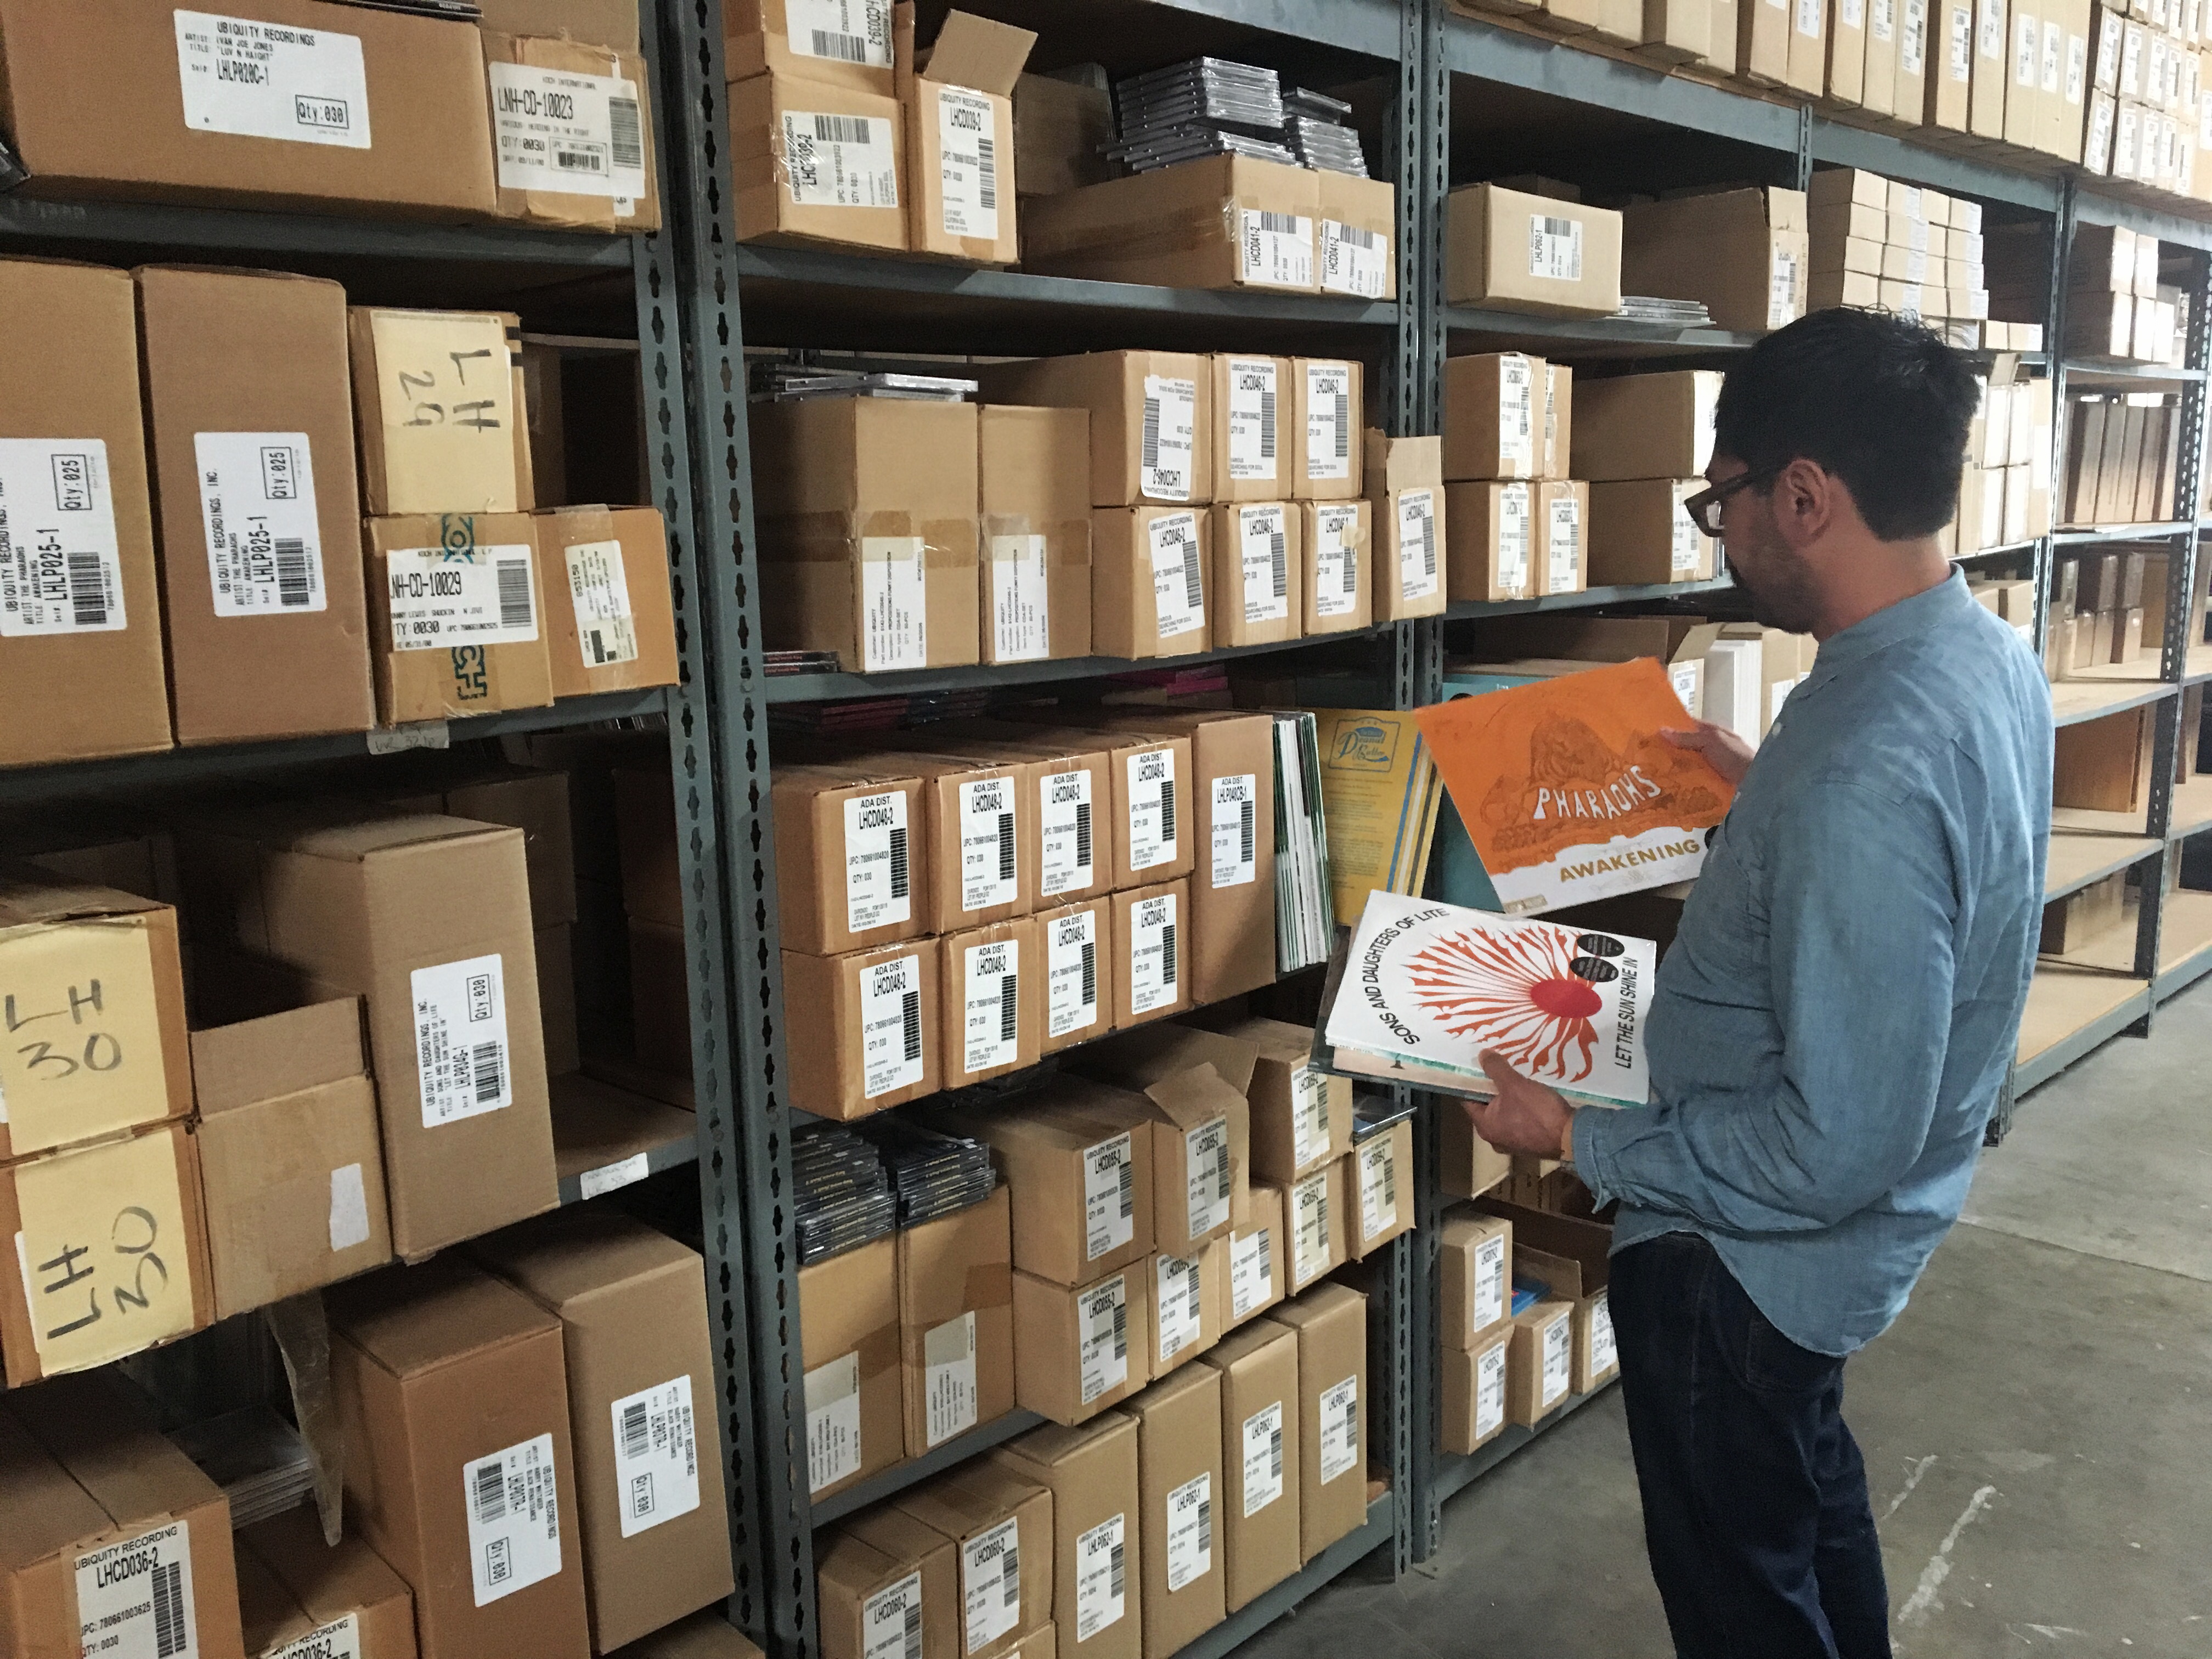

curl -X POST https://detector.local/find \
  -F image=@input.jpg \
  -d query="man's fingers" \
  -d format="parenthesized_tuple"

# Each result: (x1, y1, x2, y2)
(1477, 1047, 1519, 1088)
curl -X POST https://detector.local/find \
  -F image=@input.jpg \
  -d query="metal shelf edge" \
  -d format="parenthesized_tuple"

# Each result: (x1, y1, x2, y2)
(2014, 983, 2152, 1092)
(2044, 836, 2165, 901)
(1166, 1493, 1399, 1659)
(2053, 521, 2196, 544)
(1152, 0, 1404, 59)
(1443, 575, 1735, 620)
(2155, 934, 2212, 999)
(556, 1125, 702, 1206)
(1443, 306, 1764, 351)
(2051, 679, 2181, 727)
(1431, 1377, 1618, 1508)
(808, 1410, 1050, 1528)
(1807, 119, 2063, 214)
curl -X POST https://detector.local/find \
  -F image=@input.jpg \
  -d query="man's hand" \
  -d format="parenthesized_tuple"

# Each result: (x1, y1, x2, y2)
(1467, 1050, 1577, 1160)
(1662, 720, 1755, 788)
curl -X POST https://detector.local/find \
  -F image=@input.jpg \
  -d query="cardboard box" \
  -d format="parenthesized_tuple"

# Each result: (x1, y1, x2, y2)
(1270, 1283, 1367, 1561)
(611, 1609, 766, 1658)
(1093, 509, 1212, 659)
(1440, 1211, 1513, 1347)
(1441, 352, 1545, 481)
(380, 761, 577, 929)
(730, 69, 906, 252)
(470, 1210, 733, 1652)
(1808, 267, 1882, 308)
(1861, 0, 1898, 115)
(1226, 1182, 1285, 1327)
(1736, 0, 1791, 80)
(772, 760, 933, 957)
(1224, 1016, 1352, 1185)
(194, 995, 392, 1321)
(1318, 169, 1399, 301)
(533, 505, 679, 697)
(1540, 365, 1574, 481)
(626, 916, 689, 1075)
(918, 726, 1113, 909)
(0, 0, 495, 219)
(1974, 0, 2015, 134)
(1620, 187, 1810, 332)
(992, 1415, 1142, 1659)
(1290, 360, 1364, 502)
(751, 397, 979, 672)
(981, 405, 1094, 663)
(816, 1510, 959, 1659)
(1282, 1161, 1346, 1294)
(1444, 481, 1538, 602)
(349, 307, 523, 517)
(781, 941, 941, 1119)
(1587, 479, 1717, 585)
(1366, 432, 1447, 622)
(483, 31, 661, 232)
(899, 751, 1035, 928)
(798, 1235, 903, 1498)
(0, 258, 171, 768)
(1127, 1364, 1226, 1656)
(1020, 156, 1323, 294)
(1641, 0, 1716, 60)
(980, 353, 1214, 509)
(726, 0, 893, 91)
(1013, 1262, 1153, 1424)
(1012, 72, 1113, 197)
(892, 1463, 1053, 1659)
(1301, 500, 1373, 634)
(898, 1184, 1017, 1454)
(1153, 1245, 1226, 1375)
(1132, 1058, 1250, 1263)
(1197, 1321, 1300, 1613)
(896, 7, 1034, 264)
(477, 0, 640, 52)
(1488, 1201, 1620, 1395)
(941, 917, 1042, 1088)
(1828, 0, 1870, 99)
(1113, 880, 1191, 1028)
(1441, 1327, 1513, 1455)
(236, 1505, 415, 1659)
(327, 1257, 590, 1659)
(1447, 185, 1624, 315)
(0, 1372, 247, 1659)
(1348, 1119, 1413, 1260)
(1039, 896, 1115, 1054)
(1210, 356, 1293, 504)
(1571, 370, 1722, 481)
(1210, 501, 1302, 647)
(364, 514, 556, 723)
(1507, 1299, 1576, 1426)
(1534, 479, 1587, 599)
(2008, 2, 2046, 144)
(1897, 0, 1933, 123)
(2042, 870, 2128, 951)
(136, 266, 374, 744)
(1438, 1097, 1513, 1198)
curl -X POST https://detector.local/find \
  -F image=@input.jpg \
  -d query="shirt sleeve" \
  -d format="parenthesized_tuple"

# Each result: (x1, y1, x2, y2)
(1574, 777, 1959, 1234)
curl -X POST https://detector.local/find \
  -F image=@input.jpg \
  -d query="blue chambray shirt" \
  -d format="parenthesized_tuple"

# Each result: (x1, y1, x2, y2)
(1572, 568, 2053, 1356)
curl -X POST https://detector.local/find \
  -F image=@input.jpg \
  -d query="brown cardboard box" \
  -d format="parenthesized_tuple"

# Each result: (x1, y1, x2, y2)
(1269, 1283, 1367, 1561)
(1641, 0, 1715, 62)
(1441, 352, 1545, 481)
(752, 397, 979, 672)
(1621, 187, 1809, 333)
(533, 505, 679, 697)
(0, 1372, 247, 1659)
(1587, 479, 1717, 585)
(1486, 1201, 1620, 1395)
(1828, 0, 1870, 99)
(349, 308, 523, 517)
(772, 760, 932, 957)
(1348, 1119, 1413, 1260)
(1290, 360, 1364, 502)
(1128, 1364, 1226, 1656)
(941, 917, 1042, 1088)
(892, 1464, 1053, 1659)
(1972, 0, 2013, 135)
(1440, 1211, 1513, 1347)
(1571, 370, 1722, 481)
(1506, 1299, 1576, 1426)
(898, 1184, 1017, 1454)
(0, 1121, 213, 1387)
(1224, 1016, 1352, 1184)
(2008, 1, 2046, 145)
(979, 353, 1214, 509)
(1132, 1060, 1250, 1262)
(817, 1510, 959, 1659)
(981, 406, 1094, 663)
(1226, 1181, 1285, 1327)
(0, 0, 495, 220)
(1318, 170, 1398, 301)
(726, 0, 893, 91)
(327, 1258, 591, 1659)
(379, 762, 577, 928)
(992, 1415, 1142, 1659)
(611, 1609, 764, 1658)
(781, 940, 941, 1119)
(236, 1505, 415, 1659)
(799, 1235, 904, 1499)
(194, 996, 392, 1321)
(1152, 1245, 1226, 1375)
(1736, 0, 1791, 80)
(1093, 508, 1212, 659)
(729, 70, 906, 252)
(627, 917, 689, 1076)
(1446, 185, 1624, 315)
(136, 266, 374, 744)
(1366, 432, 1447, 622)
(0, 258, 171, 768)
(483, 32, 661, 232)
(1020, 156, 1322, 294)
(1113, 880, 1192, 1028)
(1538, 481, 1588, 598)
(895, 7, 1034, 264)
(1895, 0, 1932, 127)
(1439, 1091, 1513, 1198)
(1441, 1327, 1513, 1455)
(905, 751, 1035, 928)
(2042, 870, 2128, 952)
(1210, 356, 1294, 503)
(1039, 896, 1114, 1053)
(1198, 1321, 1300, 1612)
(364, 514, 557, 723)
(470, 1211, 732, 1652)
(1012, 72, 1113, 197)
(1210, 501, 1303, 647)
(1928, 0, 1977, 126)
(1283, 1161, 1347, 1295)
(1860, 0, 1898, 115)
(1013, 1262, 1153, 1424)
(1444, 481, 1538, 602)
(1301, 500, 1373, 634)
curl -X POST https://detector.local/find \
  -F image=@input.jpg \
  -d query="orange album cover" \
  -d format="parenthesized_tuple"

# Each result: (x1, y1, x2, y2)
(1410, 657, 1735, 913)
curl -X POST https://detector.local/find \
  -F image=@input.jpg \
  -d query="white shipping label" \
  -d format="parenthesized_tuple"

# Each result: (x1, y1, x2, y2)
(565, 538, 640, 668)
(1140, 376, 1198, 501)
(385, 545, 537, 650)
(1241, 1402, 1286, 1517)
(1318, 1376, 1360, 1483)
(1210, 772, 1259, 890)
(611, 1375, 701, 1539)
(1292, 1066, 1332, 1166)
(1230, 1226, 1273, 1318)
(410, 953, 512, 1126)
(961, 938, 1020, 1075)
(329, 1163, 372, 1251)
(1980, 0, 2006, 58)
(1224, 359, 1280, 482)
(1358, 1137, 1398, 1240)
(924, 1312, 979, 1447)
(1084, 1133, 1137, 1261)
(1904, 0, 1928, 72)
(1692, 376, 1720, 472)
(1163, 1473, 1213, 1592)
(1293, 1170, 1330, 1286)
(1126, 747, 1178, 871)
(270, 1613, 361, 1659)
(1498, 484, 1533, 594)
(1672, 507, 1705, 577)
(862, 1573, 924, 1659)
(1475, 1343, 1508, 1441)
(782, 111, 899, 208)
(860, 955, 926, 1099)
(1844, 0, 1865, 27)
(958, 775, 1019, 913)
(1528, 212, 1584, 282)
(860, 535, 927, 672)
(462, 1434, 563, 1606)
(1240, 210, 1315, 289)
(1074, 1516, 1127, 1641)
(805, 1352, 864, 1494)
(990, 534, 1051, 664)
(1873, 0, 1893, 41)
(1592, 1293, 1620, 1378)
(1798, 0, 1821, 34)
(194, 432, 325, 616)
(2016, 14, 2039, 84)
(1184, 1115, 1233, 1239)
(2041, 16, 2063, 89)
(1156, 1252, 1203, 1361)
(174, 10, 370, 148)
(1078, 1275, 1130, 1404)
(1473, 1234, 1506, 1331)
(937, 87, 1000, 242)
(1948, 0, 1972, 77)
(788, 0, 893, 66)
(489, 64, 647, 205)
(0, 438, 126, 637)
(1147, 512, 1205, 640)
(1038, 769, 1096, 896)
(1547, 495, 1581, 592)
(1313, 505, 1361, 617)
(1542, 1317, 1573, 1406)
(1238, 504, 1291, 624)
(962, 1516, 1022, 1656)
(1768, 248, 1801, 330)
(1127, 891, 1179, 1015)
(579, 1153, 651, 1200)
(75, 1521, 198, 1659)
(1320, 219, 1389, 298)
(1304, 363, 1353, 482)
(1397, 488, 1440, 602)
(1046, 908, 1102, 1040)
(843, 791, 912, 934)
(1499, 355, 1536, 473)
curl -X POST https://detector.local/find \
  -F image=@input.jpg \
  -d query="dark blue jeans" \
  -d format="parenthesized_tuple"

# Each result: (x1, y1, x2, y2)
(1610, 1233, 1892, 1659)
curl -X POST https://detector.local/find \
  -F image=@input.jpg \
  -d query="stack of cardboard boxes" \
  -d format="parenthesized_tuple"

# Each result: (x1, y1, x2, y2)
(2063, 393, 2186, 526)
(2084, 0, 2212, 199)
(1807, 169, 1991, 336)
(1956, 364, 2057, 554)
(1441, 354, 1584, 602)
(1573, 372, 1727, 589)
(2048, 545, 2164, 673)
(2046, 223, 2184, 366)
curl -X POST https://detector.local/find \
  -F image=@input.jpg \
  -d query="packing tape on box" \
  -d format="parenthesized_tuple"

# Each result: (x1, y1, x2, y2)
(1028, 199, 1244, 263)
(768, 511, 974, 568)
(983, 514, 1093, 571)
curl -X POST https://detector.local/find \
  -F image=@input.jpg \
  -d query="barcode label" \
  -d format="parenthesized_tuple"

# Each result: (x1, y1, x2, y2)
(990, 531, 1050, 663)
(611, 1375, 701, 1538)
(1183, 1115, 1233, 1240)
(1075, 1518, 1127, 1640)
(924, 1311, 979, 1447)
(1359, 1137, 1398, 1240)
(1305, 363, 1353, 481)
(1474, 1234, 1506, 1331)
(1321, 218, 1389, 298)
(462, 1435, 563, 1605)
(1543, 1315, 1573, 1406)
(472, 1040, 505, 1104)
(1312, 503, 1362, 618)
(0, 439, 128, 637)
(1211, 771, 1260, 889)
(1157, 1252, 1202, 1361)
(1240, 207, 1315, 288)
(1084, 1133, 1136, 1259)
(961, 938, 1022, 1075)
(621, 1403, 650, 1460)
(386, 545, 538, 650)
(1237, 503, 1291, 624)
(1231, 1226, 1273, 1319)
(1146, 512, 1205, 640)
(963, 1516, 1022, 1653)
(1498, 356, 1536, 475)
(152, 1562, 188, 1659)
(1164, 1474, 1213, 1590)
(861, 1572, 925, 1659)
(937, 87, 1000, 241)
(811, 26, 868, 58)
(76, 1523, 200, 1659)
(1127, 747, 1178, 871)
(1243, 1402, 1286, 1515)
(475, 1460, 507, 1525)
(958, 775, 1020, 912)
(194, 432, 329, 616)
(807, 1351, 864, 1494)
(1047, 909, 1101, 1039)
(1130, 889, 1179, 1013)
(1293, 1167, 1331, 1287)
(1528, 213, 1584, 281)
(1139, 375, 1197, 499)
(1039, 768, 1095, 895)
(783, 109, 899, 208)
(411, 954, 512, 1126)
(860, 955, 927, 1099)
(1318, 1376, 1360, 1484)
(489, 64, 648, 203)
(1293, 1066, 1333, 1167)
(789, 0, 892, 65)
(1225, 358, 1279, 481)
(1397, 488, 1440, 602)
(815, 114, 872, 143)
(1545, 493, 1581, 594)
(1476, 1341, 1508, 1441)
(843, 790, 913, 933)
(1079, 1275, 1130, 1403)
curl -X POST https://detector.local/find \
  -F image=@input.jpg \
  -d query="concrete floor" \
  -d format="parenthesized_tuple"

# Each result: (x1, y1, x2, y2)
(1243, 974, 2212, 1658)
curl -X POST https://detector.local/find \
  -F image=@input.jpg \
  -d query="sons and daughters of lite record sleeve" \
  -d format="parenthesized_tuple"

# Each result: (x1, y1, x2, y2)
(1321, 889, 1655, 1107)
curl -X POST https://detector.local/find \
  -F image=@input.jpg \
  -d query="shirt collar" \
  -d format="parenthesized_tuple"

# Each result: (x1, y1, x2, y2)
(1803, 566, 1973, 682)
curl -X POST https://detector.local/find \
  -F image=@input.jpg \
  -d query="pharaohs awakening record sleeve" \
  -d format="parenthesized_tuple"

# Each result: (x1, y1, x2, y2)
(1319, 889, 1656, 1107)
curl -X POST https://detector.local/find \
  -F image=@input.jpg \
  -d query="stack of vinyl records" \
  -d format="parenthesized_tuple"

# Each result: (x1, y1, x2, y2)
(1272, 710, 1335, 972)
(1616, 296, 1717, 326)
(751, 363, 979, 403)
(1108, 57, 1298, 173)
(169, 1407, 317, 1530)
(1284, 89, 1370, 177)
(857, 1116, 999, 1226)
(792, 1121, 898, 1264)
(1352, 1089, 1418, 1139)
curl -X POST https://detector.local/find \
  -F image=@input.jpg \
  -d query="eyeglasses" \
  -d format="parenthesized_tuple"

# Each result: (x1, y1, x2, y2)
(1681, 467, 1779, 537)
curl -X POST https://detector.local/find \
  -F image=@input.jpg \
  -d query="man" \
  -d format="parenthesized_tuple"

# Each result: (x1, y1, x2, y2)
(1468, 309, 2052, 1658)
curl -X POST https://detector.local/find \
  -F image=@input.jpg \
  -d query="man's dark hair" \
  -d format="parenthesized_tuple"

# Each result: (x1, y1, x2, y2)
(1712, 308, 1979, 541)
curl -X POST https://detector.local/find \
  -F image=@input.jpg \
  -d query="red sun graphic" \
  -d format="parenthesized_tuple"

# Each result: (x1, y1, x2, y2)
(1402, 923, 1602, 1081)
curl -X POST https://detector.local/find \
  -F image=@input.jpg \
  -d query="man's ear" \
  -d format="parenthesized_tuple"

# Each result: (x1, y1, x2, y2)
(1776, 456, 1837, 545)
